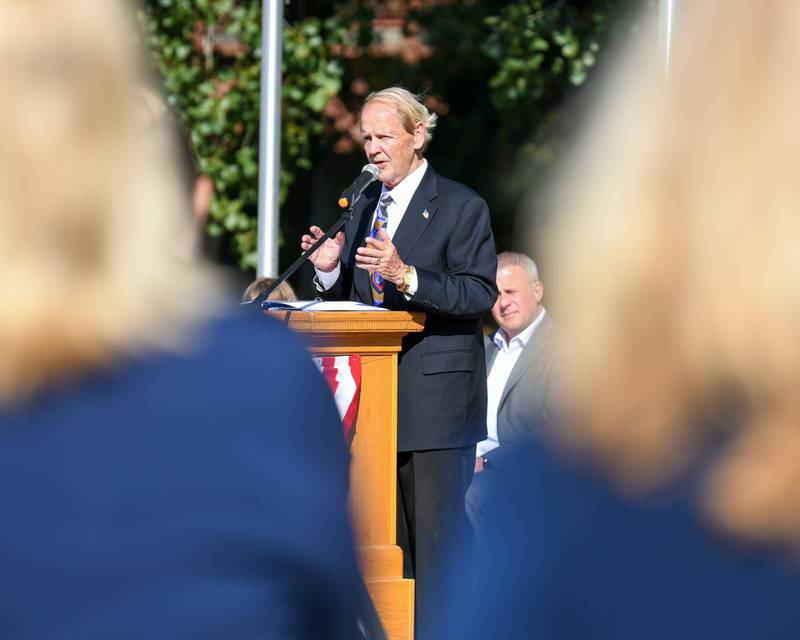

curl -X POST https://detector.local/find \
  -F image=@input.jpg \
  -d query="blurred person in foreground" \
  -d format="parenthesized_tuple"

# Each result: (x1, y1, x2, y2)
(466, 252, 557, 533)
(441, 1, 800, 638)
(0, 2, 360, 639)
(301, 87, 497, 639)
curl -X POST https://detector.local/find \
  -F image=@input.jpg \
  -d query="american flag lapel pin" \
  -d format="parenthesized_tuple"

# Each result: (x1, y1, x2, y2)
(422, 209, 429, 219)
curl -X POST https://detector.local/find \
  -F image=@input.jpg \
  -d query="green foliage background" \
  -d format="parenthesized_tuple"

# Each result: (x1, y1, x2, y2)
(140, 0, 636, 272)
(141, 0, 350, 269)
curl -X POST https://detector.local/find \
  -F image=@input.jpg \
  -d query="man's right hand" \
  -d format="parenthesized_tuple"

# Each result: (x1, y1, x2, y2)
(301, 225, 345, 272)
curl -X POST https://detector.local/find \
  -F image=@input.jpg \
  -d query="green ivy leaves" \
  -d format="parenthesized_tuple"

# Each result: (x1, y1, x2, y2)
(483, 1, 612, 110)
(140, 1, 346, 269)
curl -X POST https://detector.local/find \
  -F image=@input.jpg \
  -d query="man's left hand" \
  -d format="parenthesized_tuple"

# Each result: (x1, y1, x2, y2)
(355, 229, 405, 285)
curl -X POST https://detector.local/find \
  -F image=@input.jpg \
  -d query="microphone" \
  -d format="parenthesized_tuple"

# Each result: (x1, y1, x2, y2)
(338, 163, 380, 209)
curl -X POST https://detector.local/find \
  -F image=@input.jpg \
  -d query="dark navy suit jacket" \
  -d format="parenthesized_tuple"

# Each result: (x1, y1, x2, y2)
(321, 165, 498, 451)
(444, 437, 800, 639)
(0, 309, 360, 640)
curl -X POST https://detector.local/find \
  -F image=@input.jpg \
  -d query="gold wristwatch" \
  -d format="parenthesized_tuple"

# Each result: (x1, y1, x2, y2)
(397, 265, 415, 294)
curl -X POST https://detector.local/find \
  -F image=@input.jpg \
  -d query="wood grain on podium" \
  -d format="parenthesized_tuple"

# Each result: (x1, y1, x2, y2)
(269, 310, 424, 640)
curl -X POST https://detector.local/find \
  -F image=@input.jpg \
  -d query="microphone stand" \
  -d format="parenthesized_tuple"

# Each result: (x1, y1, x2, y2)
(252, 204, 355, 307)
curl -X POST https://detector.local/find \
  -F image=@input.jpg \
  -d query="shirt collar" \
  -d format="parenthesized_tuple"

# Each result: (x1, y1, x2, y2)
(494, 308, 546, 352)
(381, 159, 428, 212)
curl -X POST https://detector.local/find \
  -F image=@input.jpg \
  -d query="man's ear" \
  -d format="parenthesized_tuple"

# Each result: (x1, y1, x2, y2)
(533, 281, 544, 302)
(413, 122, 426, 152)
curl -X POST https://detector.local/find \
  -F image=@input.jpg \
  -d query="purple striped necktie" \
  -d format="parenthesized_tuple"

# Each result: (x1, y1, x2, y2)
(370, 192, 392, 306)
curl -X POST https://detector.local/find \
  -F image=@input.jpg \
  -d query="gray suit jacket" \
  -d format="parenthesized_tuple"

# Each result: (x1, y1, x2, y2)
(483, 312, 558, 466)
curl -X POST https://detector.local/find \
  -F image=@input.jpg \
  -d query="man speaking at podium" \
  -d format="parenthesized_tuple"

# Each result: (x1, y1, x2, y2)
(300, 87, 497, 638)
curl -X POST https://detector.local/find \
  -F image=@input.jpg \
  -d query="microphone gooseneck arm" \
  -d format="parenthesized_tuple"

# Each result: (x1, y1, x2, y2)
(254, 207, 355, 306)
(338, 164, 380, 209)
(252, 164, 380, 307)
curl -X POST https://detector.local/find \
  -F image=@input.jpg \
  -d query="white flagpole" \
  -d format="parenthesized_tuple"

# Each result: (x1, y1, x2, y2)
(658, 0, 679, 84)
(256, 1, 283, 277)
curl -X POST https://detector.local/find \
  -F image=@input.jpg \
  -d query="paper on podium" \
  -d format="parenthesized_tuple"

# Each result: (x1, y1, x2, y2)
(261, 299, 388, 312)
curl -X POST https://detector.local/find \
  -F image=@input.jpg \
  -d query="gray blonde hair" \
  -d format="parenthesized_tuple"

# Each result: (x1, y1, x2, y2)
(362, 87, 438, 150)
(497, 252, 540, 285)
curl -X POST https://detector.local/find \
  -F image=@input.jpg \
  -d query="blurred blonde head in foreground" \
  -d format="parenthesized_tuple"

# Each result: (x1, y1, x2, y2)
(0, 0, 219, 404)
(545, 0, 800, 547)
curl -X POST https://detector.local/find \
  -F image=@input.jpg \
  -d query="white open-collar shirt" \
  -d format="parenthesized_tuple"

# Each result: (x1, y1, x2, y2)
(477, 308, 547, 458)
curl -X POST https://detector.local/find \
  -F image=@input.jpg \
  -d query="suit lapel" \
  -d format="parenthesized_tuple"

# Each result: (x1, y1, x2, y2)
(347, 184, 381, 304)
(349, 166, 437, 304)
(498, 314, 553, 411)
(485, 336, 499, 371)
(391, 165, 439, 260)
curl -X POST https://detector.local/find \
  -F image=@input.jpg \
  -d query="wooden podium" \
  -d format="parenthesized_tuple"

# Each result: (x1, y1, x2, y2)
(269, 310, 425, 640)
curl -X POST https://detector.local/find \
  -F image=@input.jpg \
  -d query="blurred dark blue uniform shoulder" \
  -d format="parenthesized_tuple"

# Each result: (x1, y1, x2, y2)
(443, 435, 800, 640)
(0, 308, 360, 640)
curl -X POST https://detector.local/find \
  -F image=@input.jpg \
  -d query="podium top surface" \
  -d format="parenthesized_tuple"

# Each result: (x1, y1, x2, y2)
(265, 310, 426, 336)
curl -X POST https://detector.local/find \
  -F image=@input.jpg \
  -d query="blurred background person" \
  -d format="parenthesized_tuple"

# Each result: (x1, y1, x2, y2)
(466, 252, 557, 533)
(242, 277, 298, 303)
(0, 2, 360, 639)
(442, 0, 800, 638)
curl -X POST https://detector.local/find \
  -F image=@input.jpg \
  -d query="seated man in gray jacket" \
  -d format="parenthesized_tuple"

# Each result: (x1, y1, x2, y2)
(466, 252, 559, 531)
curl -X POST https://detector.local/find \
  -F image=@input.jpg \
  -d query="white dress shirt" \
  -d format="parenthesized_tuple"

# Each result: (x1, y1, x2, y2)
(315, 159, 429, 295)
(476, 308, 547, 458)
